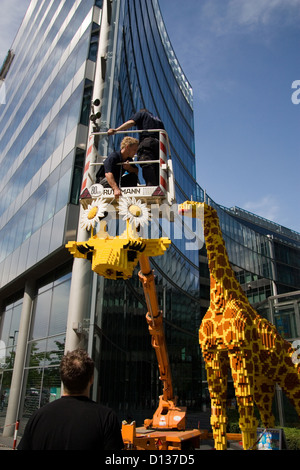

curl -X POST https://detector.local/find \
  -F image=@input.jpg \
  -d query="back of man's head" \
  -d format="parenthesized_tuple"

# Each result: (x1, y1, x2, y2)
(60, 349, 94, 395)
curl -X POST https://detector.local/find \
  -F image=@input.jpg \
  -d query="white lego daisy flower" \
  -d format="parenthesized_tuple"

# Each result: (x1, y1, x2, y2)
(81, 197, 108, 231)
(118, 197, 150, 228)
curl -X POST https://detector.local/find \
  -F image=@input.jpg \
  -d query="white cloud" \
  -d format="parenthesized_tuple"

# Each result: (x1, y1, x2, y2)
(193, 0, 300, 42)
(243, 195, 281, 223)
(169, 0, 300, 104)
(227, 0, 300, 27)
(207, 0, 300, 36)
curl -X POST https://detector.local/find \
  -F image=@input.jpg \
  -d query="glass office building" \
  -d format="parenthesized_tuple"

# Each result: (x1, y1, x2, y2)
(0, 0, 299, 438)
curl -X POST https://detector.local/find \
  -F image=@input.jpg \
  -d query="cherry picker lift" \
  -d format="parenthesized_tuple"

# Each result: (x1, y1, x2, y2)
(66, 129, 201, 450)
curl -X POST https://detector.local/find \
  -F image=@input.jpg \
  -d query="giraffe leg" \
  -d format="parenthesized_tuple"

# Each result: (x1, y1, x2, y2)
(203, 350, 229, 450)
(254, 376, 275, 428)
(229, 349, 258, 450)
(276, 364, 300, 420)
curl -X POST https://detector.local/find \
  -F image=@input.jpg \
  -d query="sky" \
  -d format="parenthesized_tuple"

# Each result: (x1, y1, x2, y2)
(0, 0, 299, 232)
(159, 0, 300, 233)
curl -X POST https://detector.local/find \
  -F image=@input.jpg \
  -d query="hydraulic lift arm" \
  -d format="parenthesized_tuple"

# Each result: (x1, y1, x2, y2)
(138, 254, 186, 430)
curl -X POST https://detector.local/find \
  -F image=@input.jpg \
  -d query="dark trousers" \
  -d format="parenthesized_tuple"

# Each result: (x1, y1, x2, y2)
(99, 172, 138, 188)
(137, 137, 159, 186)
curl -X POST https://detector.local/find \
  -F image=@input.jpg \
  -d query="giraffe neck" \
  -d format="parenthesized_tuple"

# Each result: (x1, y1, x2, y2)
(203, 204, 246, 306)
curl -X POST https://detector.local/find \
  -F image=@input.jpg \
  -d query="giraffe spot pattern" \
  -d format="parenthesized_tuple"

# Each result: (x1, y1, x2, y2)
(197, 202, 300, 450)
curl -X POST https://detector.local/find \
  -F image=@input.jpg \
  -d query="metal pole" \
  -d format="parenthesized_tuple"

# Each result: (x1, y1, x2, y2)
(64, 0, 111, 353)
(3, 280, 35, 438)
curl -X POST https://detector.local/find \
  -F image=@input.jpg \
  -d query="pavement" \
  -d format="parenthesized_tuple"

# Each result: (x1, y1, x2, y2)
(0, 434, 18, 450)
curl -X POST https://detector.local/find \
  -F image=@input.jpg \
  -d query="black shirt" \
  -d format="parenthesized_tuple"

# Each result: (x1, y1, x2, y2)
(130, 110, 164, 141)
(18, 396, 124, 450)
(96, 151, 137, 185)
(97, 150, 123, 184)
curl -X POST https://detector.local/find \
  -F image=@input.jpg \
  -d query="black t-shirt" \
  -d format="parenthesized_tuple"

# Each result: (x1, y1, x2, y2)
(96, 151, 137, 185)
(97, 150, 123, 184)
(130, 110, 164, 141)
(18, 396, 124, 450)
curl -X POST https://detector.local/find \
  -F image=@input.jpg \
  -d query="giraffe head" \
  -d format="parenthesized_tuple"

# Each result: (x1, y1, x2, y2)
(178, 201, 226, 269)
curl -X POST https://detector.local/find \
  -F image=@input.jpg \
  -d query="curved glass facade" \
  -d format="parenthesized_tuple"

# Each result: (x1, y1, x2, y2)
(93, 0, 203, 415)
(91, 0, 300, 421)
(0, 0, 95, 287)
(101, 0, 196, 196)
(0, 0, 99, 435)
(0, 0, 300, 436)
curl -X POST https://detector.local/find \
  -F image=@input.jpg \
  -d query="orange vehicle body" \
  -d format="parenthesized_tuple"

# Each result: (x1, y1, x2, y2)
(121, 254, 201, 450)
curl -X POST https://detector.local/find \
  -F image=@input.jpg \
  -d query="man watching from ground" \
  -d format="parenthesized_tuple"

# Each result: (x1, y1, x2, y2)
(18, 349, 124, 450)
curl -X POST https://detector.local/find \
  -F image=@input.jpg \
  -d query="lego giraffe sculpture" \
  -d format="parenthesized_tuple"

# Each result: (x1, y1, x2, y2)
(180, 201, 300, 450)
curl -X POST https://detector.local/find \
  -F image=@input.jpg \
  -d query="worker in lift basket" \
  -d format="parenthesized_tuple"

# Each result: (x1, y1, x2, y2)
(108, 109, 165, 187)
(96, 136, 139, 198)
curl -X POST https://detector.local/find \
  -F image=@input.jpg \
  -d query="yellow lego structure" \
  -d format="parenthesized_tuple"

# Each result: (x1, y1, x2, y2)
(179, 201, 300, 450)
(66, 233, 170, 280)
(66, 197, 170, 280)
(66, 196, 202, 450)
(67, 196, 300, 451)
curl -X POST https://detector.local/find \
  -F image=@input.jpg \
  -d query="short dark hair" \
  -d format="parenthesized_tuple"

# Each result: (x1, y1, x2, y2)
(60, 349, 94, 394)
